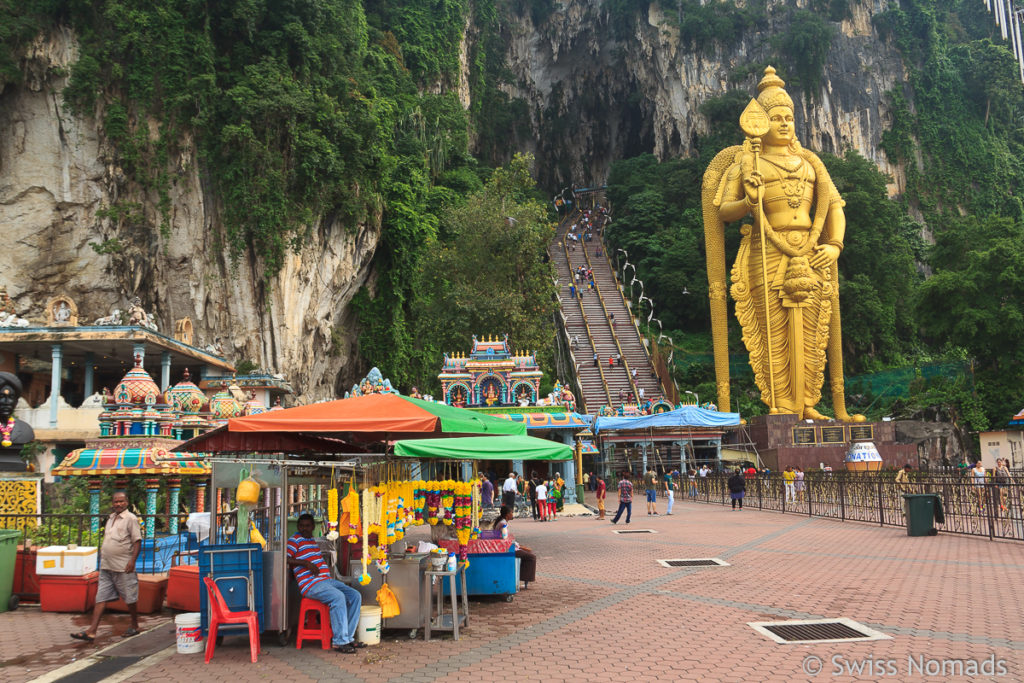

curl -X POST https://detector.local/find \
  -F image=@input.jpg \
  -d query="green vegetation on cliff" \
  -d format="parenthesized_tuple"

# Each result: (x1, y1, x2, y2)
(0, 0, 549, 394)
(607, 0, 1024, 435)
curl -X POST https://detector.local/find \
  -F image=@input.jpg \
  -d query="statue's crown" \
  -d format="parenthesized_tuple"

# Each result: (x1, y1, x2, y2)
(756, 66, 793, 111)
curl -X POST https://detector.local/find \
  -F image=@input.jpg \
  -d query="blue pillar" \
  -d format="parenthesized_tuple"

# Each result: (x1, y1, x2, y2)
(168, 479, 181, 534)
(512, 460, 524, 478)
(460, 462, 472, 481)
(89, 479, 102, 534)
(160, 351, 171, 392)
(84, 352, 95, 398)
(145, 479, 159, 537)
(50, 344, 63, 428)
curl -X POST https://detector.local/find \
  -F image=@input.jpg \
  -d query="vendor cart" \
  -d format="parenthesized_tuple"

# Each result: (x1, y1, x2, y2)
(210, 457, 353, 644)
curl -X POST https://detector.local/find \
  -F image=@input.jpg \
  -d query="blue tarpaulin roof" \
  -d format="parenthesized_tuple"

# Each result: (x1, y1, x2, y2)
(593, 406, 741, 433)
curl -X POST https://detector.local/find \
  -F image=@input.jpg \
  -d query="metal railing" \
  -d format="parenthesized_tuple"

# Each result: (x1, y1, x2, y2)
(680, 473, 1024, 542)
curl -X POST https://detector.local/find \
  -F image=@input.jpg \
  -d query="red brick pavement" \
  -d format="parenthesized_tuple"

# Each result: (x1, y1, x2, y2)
(0, 608, 168, 682)
(7, 499, 1022, 681)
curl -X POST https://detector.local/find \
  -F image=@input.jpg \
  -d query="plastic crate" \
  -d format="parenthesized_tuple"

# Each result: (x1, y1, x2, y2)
(39, 572, 98, 612)
(198, 544, 264, 636)
(167, 563, 201, 612)
(105, 573, 168, 613)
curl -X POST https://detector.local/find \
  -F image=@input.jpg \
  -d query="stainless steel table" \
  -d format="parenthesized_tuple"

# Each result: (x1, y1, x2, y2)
(420, 564, 469, 641)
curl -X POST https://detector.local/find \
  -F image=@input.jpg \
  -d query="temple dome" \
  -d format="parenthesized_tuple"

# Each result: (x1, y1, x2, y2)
(243, 391, 267, 416)
(166, 368, 208, 414)
(209, 390, 243, 419)
(114, 357, 162, 405)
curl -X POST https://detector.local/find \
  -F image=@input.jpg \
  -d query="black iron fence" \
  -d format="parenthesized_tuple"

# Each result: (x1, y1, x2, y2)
(0, 512, 208, 575)
(683, 473, 1024, 542)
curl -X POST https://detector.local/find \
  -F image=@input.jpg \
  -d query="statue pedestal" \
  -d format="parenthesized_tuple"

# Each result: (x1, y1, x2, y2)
(740, 414, 915, 471)
(0, 445, 27, 472)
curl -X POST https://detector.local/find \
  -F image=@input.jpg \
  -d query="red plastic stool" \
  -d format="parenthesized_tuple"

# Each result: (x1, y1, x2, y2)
(296, 597, 332, 650)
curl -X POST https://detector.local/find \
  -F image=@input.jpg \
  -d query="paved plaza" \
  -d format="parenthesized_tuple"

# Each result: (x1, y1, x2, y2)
(3, 497, 1022, 682)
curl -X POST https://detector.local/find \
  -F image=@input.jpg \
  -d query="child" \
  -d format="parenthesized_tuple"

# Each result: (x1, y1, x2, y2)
(536, 480, 548, 521)
(548, 480, 559, 520)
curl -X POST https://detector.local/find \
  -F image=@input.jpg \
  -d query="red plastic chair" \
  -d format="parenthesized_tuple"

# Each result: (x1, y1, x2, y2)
(203, 576, 261, 663)
(296, 597, 332, 649)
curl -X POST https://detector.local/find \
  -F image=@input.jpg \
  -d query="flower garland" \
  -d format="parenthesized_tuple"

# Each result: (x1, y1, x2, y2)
(0, 417, 13, 448)
(342, 480, 360, 543)
(358, 487, 372, 585)
(326, 486, 340, 541)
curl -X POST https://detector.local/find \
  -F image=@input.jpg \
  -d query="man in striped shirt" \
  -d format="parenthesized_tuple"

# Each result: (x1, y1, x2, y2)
(610, 472, 633, 524)
(287, 514, 364, 653)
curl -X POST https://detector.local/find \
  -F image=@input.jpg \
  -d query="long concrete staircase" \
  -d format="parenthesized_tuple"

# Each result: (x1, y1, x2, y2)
(553, 203, 665, 414)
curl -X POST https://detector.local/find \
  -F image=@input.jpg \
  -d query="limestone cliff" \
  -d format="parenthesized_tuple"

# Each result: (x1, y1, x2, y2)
(0, 1, 913, 400)
(499, 0, 907, 194)
(0, 29, 379, 402)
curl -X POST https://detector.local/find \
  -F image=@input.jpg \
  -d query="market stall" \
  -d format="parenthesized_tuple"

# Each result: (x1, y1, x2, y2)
(176, 392, 527, 642)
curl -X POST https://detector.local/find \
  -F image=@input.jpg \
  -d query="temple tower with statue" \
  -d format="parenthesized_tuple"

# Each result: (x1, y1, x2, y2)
(439, 335, 542, 408)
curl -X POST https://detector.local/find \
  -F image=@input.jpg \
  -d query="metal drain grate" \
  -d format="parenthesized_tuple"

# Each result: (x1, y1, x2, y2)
(749, 618, 891, 644)
(611, 529, 656, 534)
(657, 558, 730, 568)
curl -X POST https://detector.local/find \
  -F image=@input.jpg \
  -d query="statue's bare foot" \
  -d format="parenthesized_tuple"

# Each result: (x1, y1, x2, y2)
(803, 407, 830, 421)
(836, 411, 866, 423)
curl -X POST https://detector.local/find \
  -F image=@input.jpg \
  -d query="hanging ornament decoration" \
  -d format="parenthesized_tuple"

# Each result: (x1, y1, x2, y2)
(0, 417, 13, 448)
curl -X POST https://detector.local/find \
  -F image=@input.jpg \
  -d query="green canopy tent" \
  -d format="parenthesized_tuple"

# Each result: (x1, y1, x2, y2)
(393, 435, 572, 461)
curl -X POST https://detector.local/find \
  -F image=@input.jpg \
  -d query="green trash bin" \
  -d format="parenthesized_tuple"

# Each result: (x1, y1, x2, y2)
(903, 493, 941, 537)
(0, 529, 20, 612)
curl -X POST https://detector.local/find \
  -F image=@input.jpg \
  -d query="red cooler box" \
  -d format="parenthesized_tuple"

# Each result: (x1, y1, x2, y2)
(166, 564, 200, 612)
(106, 573, 167, 614)
(40, 571, 99, 612)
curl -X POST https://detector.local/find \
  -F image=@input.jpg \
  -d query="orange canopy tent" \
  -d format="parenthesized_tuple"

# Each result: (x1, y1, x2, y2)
(176, 393, 525, 453)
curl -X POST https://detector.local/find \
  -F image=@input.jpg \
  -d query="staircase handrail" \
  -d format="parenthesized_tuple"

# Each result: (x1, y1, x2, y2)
(556, 308, 589, 414)
(554, 210, 591, 413)
(561, 214, 613, 408)
(579, 213, 641, 402)
(597, 231, 672, 399)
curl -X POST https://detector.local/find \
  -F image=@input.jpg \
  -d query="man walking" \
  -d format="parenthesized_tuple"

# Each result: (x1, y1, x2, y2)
(480, 474, 494, 508)
(72, 491, 142, 642)
(596, 475, 606, 519)
(287, 514, 365, 653)
(643, 465, 658, 515)
(502, 472, 518, 509)
(610, 472, 633, 524)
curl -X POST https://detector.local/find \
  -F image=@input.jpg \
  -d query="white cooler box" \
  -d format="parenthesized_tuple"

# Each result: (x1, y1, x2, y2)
(36, 546, 99, 576)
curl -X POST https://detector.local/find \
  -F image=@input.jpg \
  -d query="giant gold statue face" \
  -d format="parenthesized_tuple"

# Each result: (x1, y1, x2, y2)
(763, 106, 795, 147)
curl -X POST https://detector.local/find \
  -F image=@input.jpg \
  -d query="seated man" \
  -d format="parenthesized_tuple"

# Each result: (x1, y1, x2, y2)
(287, 513, 365, 653)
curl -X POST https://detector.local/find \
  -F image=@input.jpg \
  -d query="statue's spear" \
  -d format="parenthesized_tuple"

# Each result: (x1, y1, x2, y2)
(739, 99, 779, 414)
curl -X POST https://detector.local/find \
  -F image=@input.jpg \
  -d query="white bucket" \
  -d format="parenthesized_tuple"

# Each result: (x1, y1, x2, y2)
(175, 612, 204, 654)
(356, 605, 382, 645)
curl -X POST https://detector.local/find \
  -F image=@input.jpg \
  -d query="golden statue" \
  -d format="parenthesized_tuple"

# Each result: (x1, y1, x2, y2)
(702, 66, 864, 422)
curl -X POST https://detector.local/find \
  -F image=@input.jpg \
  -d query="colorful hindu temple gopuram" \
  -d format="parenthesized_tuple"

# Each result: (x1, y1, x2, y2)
(438, 335, 543, 408)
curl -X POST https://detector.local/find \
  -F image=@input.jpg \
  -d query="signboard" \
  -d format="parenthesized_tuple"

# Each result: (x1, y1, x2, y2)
(820, 426, 845, 444)
(792, 427, 816, 445)
(850, 425, 874, 442)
